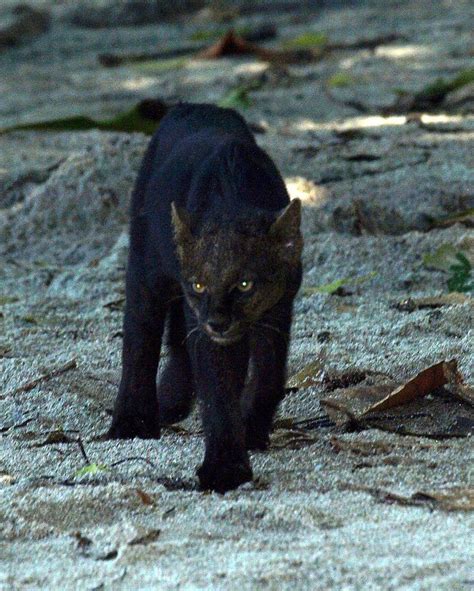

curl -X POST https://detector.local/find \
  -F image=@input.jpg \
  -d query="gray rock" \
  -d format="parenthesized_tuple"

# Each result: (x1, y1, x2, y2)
(0, 4, 50, 48)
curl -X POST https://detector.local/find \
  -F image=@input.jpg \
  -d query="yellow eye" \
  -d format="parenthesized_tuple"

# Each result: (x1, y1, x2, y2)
(237, 280, 254, 293)
(192, 282, 206, 294)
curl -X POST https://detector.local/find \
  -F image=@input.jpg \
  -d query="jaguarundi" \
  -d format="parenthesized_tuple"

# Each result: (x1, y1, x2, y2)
(109, 103, 303, 493)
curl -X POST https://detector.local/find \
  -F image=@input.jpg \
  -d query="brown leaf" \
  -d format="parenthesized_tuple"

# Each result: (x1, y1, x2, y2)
(341, 484, 474, 511)
(411, 488, 474, 511)
(361, 360, 459, 415)
(286, 360, 324, 389)
(394, 293, 472, 312)
(270, 428, 317, 449)
(321, 360, 474, 438)
(196, 29, 322, 64)
(135, 488, 154, 506)
(128, 528, 161, 546)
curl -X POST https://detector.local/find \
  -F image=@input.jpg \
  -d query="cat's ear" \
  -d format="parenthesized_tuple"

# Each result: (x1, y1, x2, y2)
(171, 202, 193, 247)
(270, 198, 302, 245)
(269, 199, 303, 264)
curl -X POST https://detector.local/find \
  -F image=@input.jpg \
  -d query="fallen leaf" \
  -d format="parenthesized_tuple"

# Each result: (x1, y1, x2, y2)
(74, 463, 108, 478)
(128, 528, 161, 546)
(103, 298, 125, 311)
(411, 488, 474, 511)
(31, 429, 75, 447)
(270, 428, 317, 449)
(394, 293, 472, 312)
(321, 360, 474, 438)
(302, 272, 377, 296)
(218, 86, 253, 110)
(287, 360, 324, 389)
(423, 243, 459, 271)
(283, 32, 328, 49)
(360, 486, 474, 511)
(327, 72, 356, 88)
(196, 29, 322, 64)
(432, 207, 474, 229)
(191, 24, 276, 44)
(386, 67, 474, 112)
(330, 436, 394, 456)
(2, 99, 167, 136)
(362, 360, 459, 415)
(0, 345, 12, 358)
(135, 488, 154, 506)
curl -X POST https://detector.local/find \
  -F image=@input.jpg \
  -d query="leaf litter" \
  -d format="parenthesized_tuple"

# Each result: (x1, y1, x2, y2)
(320, 359, 474, 438)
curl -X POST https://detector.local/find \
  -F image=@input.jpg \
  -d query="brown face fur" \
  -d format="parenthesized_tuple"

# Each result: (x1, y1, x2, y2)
(171, 200, 302, 344)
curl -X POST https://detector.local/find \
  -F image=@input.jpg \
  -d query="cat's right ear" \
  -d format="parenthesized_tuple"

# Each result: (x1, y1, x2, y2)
(171, 202, 193, 248)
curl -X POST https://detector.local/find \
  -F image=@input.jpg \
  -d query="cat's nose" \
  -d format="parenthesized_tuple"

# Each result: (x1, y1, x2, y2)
(206, 318, 230, 335)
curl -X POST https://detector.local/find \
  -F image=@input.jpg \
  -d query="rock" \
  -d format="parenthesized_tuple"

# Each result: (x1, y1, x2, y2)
(0, 4, 50, 49)
(0, 132, 147, 264)
(68, 0, 205, 28)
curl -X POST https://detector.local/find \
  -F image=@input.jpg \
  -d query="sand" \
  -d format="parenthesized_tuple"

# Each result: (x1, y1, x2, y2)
(1, 1, 473, 589)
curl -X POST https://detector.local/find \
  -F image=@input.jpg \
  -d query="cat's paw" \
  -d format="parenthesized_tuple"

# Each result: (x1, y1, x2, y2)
(107, 414, 161, 440)
(197, 460, 253, 493)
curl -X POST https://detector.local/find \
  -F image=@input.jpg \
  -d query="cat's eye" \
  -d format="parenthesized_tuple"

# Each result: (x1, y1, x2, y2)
(192, 282, 206, 294)
(237, 280, 254, 293)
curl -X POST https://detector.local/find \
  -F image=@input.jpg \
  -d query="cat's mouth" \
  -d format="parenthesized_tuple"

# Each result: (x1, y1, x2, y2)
(203, 323, 242, 345)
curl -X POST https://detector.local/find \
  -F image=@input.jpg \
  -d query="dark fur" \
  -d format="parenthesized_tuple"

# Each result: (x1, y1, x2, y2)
(108, 103, 303, 493)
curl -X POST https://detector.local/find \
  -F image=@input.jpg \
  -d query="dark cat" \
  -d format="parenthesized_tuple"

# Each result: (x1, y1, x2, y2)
(108, 103, 303, 493)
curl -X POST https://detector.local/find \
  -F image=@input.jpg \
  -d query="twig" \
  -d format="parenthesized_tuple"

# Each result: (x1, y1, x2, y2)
(110, 456, 157, 469)
(1, 358, 77, 400)
(76, 437, 90, 464)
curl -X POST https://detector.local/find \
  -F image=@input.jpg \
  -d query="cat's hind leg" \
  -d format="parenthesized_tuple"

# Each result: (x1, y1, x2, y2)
(157, 297, 195, 425)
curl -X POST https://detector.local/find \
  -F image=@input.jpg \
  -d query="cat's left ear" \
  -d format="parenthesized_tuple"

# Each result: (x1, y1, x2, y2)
(171, 202, 194, 261)
(269, 199, 302, 258)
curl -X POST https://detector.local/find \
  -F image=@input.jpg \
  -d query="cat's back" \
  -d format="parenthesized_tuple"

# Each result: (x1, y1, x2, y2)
(161, 102, 254, 144)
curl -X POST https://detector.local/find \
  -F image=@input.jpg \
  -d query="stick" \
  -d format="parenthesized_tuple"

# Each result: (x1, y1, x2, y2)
(1, 358, 77, 399)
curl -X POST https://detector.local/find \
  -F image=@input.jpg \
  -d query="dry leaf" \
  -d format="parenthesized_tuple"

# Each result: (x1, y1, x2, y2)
(394, 293, 472, 311)
(362, 360, 459, 415)
(196, 29, 322, 64)
(287, 360, 324, 389)
(341, 484, 474, 511)
(270, 428, 317, 449)
(321, 360, 474, 438)
(135, 488, 154, 506)
(128, 528, 161, 546)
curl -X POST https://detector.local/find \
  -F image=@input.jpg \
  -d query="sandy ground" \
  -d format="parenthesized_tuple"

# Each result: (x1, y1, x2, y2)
(1, 1, 473, 589)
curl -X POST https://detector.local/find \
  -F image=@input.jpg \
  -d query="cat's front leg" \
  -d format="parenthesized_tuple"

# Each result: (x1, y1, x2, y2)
(108, 282, 165, 440)
(187, 325, 252, 493)
(242, 301, 293, 451)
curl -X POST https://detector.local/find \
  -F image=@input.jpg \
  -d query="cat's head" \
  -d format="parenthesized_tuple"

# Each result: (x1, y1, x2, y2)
(171, 199, 302, 345)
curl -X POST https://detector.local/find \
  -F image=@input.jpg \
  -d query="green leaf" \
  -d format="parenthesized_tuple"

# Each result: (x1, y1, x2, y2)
(303, 272, 377, 295)
(74, 463, 108, 478)
(416, 67, 474, 103)
(2, 100, 167, 135)
(283, 32, 328, 49)
(328, 72, 355, 88)
(134, 57, 187, 73)
(422, 244, 459, 271)
(432, 207, 474, 228)
(447, 253, 473, 293)
(190, 26, 251, 42)
(0, 295, 20, 305)
(218, 86, 252, 110)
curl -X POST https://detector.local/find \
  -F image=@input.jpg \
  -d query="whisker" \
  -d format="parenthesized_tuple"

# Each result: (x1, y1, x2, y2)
(182, 325, 200, 346)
